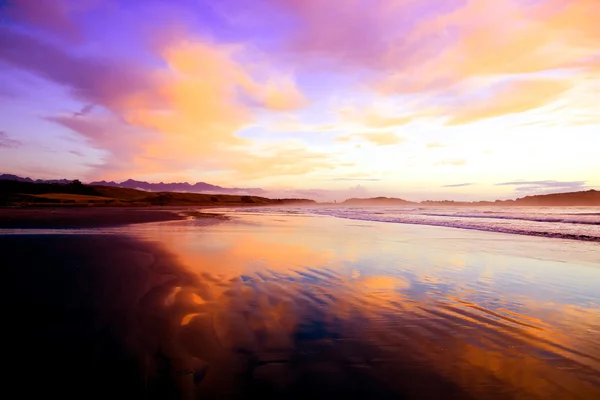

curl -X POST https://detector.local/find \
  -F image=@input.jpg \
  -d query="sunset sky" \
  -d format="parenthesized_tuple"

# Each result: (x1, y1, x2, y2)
(1, 0, 599, 201)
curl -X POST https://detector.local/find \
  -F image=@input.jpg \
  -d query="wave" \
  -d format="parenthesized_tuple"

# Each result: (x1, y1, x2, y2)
(319, 213, 600, 242)
(237, 207, 600, 242)
(422, 213, 600, 226)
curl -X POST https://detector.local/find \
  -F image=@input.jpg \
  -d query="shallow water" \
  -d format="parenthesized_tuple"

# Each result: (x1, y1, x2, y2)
(235, 206, 600, 241)
(126, 212, 600, 398)
(4, 212, 600, 398)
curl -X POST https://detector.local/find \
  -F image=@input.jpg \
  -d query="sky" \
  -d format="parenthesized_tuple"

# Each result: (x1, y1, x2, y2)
(1, 0, 599, 201)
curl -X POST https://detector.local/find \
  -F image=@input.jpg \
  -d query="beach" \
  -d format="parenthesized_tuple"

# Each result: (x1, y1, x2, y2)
(0, 207, 187, 228)
(2, 208, 600, 399)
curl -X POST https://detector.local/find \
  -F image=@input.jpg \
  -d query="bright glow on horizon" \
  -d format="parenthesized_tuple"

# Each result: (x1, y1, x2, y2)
(1, 0, 599, 201)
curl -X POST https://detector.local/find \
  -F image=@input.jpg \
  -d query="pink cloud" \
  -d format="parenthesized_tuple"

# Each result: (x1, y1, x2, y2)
(4, 0, 98, 41)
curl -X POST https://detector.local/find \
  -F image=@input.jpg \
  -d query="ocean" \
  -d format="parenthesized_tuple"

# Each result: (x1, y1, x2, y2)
(233, 205, 600, 242)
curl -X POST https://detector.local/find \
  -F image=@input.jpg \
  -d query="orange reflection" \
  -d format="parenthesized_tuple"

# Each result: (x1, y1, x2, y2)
(121, 215, 600, 398)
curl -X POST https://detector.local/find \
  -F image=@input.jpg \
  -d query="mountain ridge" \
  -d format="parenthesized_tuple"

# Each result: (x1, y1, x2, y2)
(2, 174, 599, 206)
(0, 174, 265, 195)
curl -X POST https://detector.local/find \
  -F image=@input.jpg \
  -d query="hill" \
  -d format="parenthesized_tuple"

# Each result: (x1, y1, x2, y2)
(420, 190, 600, 206)
(88, 178, 265, 195)
(0, 180, 315, 207)
(0, 174, 265, 195)
(510, 189, 600, 206)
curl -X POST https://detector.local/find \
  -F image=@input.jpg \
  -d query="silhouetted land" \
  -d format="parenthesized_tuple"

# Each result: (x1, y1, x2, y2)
(1, 179, 599, 215)
(2, 235, 202, 399)
(0, 180, 315, 207)
(343, 190, 600, 207)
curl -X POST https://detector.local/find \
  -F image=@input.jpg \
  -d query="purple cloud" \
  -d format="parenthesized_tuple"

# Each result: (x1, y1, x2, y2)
(0, 26, 157, 110)
(73, 104, 95, 117)
(4, 0, 83, 41)
(0, 131, 22, 148)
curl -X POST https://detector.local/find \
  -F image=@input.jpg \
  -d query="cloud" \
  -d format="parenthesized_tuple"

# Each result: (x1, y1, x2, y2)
(334, 135, 352, 143)
(68, 149, 84, 157)
(4, 0, 88, 41)
(336, 131, 406, 146)
(333, 178, 380, 182)
(359, 131, 405, 146)
(45, 113, 158, 178)
(444, 79, 571, 125)
(3, 0, 599, 189)
(265, 0, 463, 73)
(435, 159, 466, 166)
(360, 113, 417, 129)
(248, 0, 600, 99)
(495, 180, 588, 194)
(442, 183, 474, 188)
(496, 180, 587, 187)
(2, 21, 310, 181)
(426, 142, 445, 149)
(0, 131, 22, 148)
(0, 27, 155, 109)
(73, 104, 95, 117)
(231, 143, 337, 180)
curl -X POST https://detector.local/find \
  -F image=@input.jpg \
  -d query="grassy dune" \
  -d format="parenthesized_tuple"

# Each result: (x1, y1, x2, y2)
(0, 180, 315, 207)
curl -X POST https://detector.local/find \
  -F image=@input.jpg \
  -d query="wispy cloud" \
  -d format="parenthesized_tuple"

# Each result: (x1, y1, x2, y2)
(336, 131, 406, 146)
(435, 159, 466, 166)
(0, 131, 22, 148)
(333, 178, 380, 182)
(442, 182, 474, 187)
(444, 79, 571, 126)
(69, 149, 84, 157)
(496, 180, 588, 194)
(426, 142, 445, 149)
(73, 104, 94, 117)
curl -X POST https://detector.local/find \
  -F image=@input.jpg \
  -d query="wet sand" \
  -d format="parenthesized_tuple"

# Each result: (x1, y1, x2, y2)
(3, 212, 600, 399)
(2, 235, 206, 399)
(0, 207, 185, 228)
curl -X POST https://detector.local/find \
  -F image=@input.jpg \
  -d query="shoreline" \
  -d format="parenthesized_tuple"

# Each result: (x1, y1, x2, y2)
(0, 207, 193, 229)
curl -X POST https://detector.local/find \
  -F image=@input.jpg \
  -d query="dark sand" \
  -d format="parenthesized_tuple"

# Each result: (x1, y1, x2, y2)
(2, 234, 467, 400)
(0, 207, 185, 228)
(2, 235, 202, 399)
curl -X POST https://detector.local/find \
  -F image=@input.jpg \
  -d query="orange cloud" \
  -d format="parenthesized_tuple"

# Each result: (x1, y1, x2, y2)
(444, 79, 571, 126)
(435, 159, 466, 166)
(231, 143, 337, 180)
(361, 113, 417, 128)
(357, 131, 405, 146)
(96, 38, 308, 180)
(366, 1, 600, 94)
(426, 142, 445, 149)
(334, 131, 405, 146)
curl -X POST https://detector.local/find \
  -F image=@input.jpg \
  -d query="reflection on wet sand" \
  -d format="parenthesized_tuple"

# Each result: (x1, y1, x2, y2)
(4, 213, 600, 399)
(129, 214, 600, 399)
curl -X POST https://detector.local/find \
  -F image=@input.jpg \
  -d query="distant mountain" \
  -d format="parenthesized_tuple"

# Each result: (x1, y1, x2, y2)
(342, 196, 417, 205)
(0, 174, 265, 195)
(0, 174, 71, 184)
(510, 189, 600, 206)
(420, 190, 600, 206)
(89, 178, 266, 195)
(342, 190, 600, 206)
